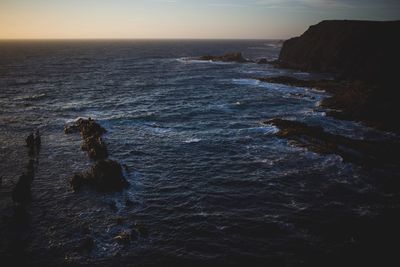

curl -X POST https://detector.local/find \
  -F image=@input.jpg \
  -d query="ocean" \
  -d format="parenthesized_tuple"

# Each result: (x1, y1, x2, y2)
(1, 40, 399, 266)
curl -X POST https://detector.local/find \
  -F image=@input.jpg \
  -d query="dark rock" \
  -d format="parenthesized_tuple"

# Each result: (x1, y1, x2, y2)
(26, 133, 34, 149)
(70, 173, 90, 192)
(265, 118, 400, 168)
(258, 75, 400, 132)
(12, 173, 34, 205)
(34, 130, 41, 150)
(257, 58, 269, 64)
(198, 52, 252, 63)
(27, 159, 35, 174)
(70, 160, 129, 192)
(114, 230, 132, 244)
(65, 118, 108, 160)
(278, 20, 400, 82)
(64, 124, 79, 134)
(64, 118, 106, 139)
(81, 136, 108, 160)
(90, 160, 129, 191)
(275, 20, 400, 132)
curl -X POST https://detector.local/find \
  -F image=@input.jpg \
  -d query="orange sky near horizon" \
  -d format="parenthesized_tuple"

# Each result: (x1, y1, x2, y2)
(1, 0, 399, 39)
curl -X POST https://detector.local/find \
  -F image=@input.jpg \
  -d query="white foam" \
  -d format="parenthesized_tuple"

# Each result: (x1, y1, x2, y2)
(176, 57, 237, 65)
(232, 78, 262, 86)
(184, 138, 202, 143)
(243, 125, 279, 135)
(14, 93, 47, 101)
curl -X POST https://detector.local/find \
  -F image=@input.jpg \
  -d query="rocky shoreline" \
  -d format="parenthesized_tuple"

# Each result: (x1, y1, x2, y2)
(196, 20, 400, 167)
(275, 20, 400, 133)
(264, 119, 400, 169)
(255, 76, 399, 132)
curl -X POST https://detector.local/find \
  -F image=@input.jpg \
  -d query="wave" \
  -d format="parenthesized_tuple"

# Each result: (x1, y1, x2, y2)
(183, 138, 202, 143)
(232, 78, 263, 86)
(14, 93, 47, 101)
(176, 57, 238, 65)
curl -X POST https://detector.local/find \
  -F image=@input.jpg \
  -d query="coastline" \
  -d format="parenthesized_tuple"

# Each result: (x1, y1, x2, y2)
(273, 20, 400, 133)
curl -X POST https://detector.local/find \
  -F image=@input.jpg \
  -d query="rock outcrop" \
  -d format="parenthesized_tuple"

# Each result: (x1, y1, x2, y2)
(272, 20, 400, 132)
(256, 58, 269, 64)
(66, 118, 129, 192)
(70, 160, 129, 192)
(198, 52, 252, 63)
(65, 118, 108, 160)
(13, 132, 41, 205)
(265, 119, 400, 168)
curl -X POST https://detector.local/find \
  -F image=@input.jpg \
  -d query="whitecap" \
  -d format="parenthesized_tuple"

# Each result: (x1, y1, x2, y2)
(176, 57, 237, 65)
(184, 138, 202, 143)
(242, 125, 279, 135)
(14, 93, 47, 101)
(232, 78, 261, 86)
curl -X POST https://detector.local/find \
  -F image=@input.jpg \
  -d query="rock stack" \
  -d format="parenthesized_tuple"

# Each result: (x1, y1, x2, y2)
(65, 118, 129, 192)
(12, 131, 41, 205)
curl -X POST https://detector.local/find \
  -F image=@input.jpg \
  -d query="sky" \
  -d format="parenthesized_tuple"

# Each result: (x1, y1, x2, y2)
(0, 0, 399, 39)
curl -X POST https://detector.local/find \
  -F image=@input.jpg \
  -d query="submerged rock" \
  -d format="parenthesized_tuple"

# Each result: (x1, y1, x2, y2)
(12, 173, 34, 205)
(34, 130, 41, 150)
(26, 133, 34, 149)
(198, 52, 252, 63)
(257, 58, 269, 64)
(70, 160, 129, 192)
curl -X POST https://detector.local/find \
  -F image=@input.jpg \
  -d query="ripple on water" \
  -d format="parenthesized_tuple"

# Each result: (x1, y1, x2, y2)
(0, 40, 397, 266)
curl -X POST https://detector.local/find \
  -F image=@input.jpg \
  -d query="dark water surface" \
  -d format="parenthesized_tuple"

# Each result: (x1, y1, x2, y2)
(1, 40, 399, 266)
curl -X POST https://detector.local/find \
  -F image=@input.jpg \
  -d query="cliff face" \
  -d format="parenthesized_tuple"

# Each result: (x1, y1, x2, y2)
(279, 20, 400, 82)
(277, 20, 400, 132)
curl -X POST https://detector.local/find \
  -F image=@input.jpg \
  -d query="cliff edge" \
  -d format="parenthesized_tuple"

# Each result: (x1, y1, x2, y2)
(279, 20, 400, 82)
(277, 20, 400, 132)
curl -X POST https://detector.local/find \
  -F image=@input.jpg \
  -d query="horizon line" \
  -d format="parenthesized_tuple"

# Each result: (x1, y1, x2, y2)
(0, 37, 286, 41)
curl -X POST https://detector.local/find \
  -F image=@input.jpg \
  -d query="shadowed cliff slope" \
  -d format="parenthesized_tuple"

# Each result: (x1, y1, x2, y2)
(277, 20, 400, 132)
(279, 20, 400, 82)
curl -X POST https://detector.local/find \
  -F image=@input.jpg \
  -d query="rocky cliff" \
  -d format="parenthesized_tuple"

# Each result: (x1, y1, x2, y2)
(276, 20, 400, 132)
(279, 20, 400, 82)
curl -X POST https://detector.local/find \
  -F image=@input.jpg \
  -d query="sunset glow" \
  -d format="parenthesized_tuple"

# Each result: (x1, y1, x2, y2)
(1, 0, 399, 39)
